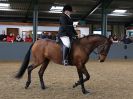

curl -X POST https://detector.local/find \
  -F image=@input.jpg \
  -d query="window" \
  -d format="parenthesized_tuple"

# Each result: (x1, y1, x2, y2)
(93, 31, 101, 35)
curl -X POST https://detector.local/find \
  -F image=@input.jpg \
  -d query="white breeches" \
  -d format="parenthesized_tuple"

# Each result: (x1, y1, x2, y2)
(60, 36, 70, 48)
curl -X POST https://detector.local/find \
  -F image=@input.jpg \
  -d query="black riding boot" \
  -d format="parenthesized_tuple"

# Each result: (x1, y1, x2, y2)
(62, 45, 69, 66)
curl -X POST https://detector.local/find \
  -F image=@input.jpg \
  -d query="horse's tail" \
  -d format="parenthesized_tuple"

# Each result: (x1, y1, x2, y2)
(15, 43, 34, 79)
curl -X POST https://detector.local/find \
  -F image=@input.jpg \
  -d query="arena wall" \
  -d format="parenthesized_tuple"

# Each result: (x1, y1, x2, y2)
(0, 42, 133, 61)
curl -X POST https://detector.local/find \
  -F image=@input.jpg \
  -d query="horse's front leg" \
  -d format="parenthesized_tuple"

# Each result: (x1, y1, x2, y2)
(76, 68, 89, 94)
(73, 66, 90, 88)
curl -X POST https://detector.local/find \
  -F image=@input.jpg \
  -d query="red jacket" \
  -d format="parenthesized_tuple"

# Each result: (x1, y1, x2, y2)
(25, 37, 32, 42)
(6, 36, 15, 42)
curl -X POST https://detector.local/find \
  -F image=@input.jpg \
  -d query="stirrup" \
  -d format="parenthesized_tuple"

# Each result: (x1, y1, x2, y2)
(63, 60, 69, 66)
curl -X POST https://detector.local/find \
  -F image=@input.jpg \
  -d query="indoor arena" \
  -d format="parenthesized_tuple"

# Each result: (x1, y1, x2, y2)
(0, 0, 133, 99)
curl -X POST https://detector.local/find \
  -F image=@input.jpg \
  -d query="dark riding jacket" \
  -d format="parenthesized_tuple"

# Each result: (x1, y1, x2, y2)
(58, 13, 77, 40)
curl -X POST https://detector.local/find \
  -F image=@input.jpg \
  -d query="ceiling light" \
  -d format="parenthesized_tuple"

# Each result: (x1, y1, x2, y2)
(0, 3, 10, 8)
(113, 9, 127, 13)
(49, 10, 62, 13)
(108, 14, 128, 16)
(50, 6, 63, 11)
(49, 6, 63, 13)
(0, 0, 9, 1)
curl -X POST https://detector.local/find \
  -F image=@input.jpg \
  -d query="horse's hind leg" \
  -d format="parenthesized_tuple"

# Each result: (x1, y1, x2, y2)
(38, 59, 49, 89)
(25, 64, 40, 89)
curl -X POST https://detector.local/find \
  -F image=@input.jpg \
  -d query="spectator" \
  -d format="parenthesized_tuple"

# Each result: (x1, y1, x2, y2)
(47, 32, 52, 39)
(16, 34, 23, 42)
(51, 35, 56, 40)
(121, 35, 132, 44)
(25, 35, 32, 42)
(6, 33, 15, 42)
(112, 35, 119, 43)
(0, 32, 7, 41)
(41, 32, 47, 39)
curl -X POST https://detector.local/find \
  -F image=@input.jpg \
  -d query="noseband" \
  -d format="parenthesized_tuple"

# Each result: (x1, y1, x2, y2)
(93, 44, 107, 56)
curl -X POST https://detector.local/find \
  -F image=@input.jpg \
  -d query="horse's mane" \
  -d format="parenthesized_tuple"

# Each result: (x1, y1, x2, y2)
(79, 34, 108, 41)
(83, 34, 107, 39)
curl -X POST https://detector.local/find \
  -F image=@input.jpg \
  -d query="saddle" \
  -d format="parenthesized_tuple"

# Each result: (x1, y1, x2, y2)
(55, 35, 78, 44)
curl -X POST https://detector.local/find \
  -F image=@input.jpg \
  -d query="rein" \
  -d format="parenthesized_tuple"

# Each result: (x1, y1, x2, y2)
(93, 50, 99, 55)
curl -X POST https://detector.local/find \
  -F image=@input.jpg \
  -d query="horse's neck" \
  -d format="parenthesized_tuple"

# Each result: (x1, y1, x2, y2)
(72, 39, 97, 55)
(85, 43, 98, 55)
(76, 37, 105, 54)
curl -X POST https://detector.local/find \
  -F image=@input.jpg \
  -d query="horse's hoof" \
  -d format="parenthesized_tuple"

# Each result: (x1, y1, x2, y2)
(73, 82, 78, 88)
(73, 85, 76, 88)
(25, 86, 28, 89)
(41, 86, 48, 90)
(82, 90, 90, 94)
(41, 86, 46, 90)
(25, 81, 31, 89)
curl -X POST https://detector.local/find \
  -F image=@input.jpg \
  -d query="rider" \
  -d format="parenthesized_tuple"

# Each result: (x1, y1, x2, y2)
(58, 4, 77, 66)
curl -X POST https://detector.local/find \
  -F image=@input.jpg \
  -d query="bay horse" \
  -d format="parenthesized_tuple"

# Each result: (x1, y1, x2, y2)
(15, 34, 112, 94)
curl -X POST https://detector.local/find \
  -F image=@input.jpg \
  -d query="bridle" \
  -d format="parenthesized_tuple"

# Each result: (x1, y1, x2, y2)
(93, 44, 107, 56)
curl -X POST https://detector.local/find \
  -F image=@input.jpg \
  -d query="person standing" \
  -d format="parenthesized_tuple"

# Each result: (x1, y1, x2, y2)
(58, 4, 77, 66)
(6, 33, 15, 43)
(25, 34, 33, 42)
(16, 34, 23, 42)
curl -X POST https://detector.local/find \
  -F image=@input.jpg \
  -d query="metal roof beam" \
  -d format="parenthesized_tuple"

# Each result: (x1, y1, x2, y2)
(23, 0, 33, 22)
(81, 0, 113, 20)
(81, 0, 103, 20)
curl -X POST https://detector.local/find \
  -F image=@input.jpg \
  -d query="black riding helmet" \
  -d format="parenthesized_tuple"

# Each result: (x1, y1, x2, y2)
(63, 4, 72, 12)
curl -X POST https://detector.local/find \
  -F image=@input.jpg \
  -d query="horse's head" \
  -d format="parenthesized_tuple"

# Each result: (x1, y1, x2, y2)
(97, 38, 112, 62)
(79, 35, 112, 62)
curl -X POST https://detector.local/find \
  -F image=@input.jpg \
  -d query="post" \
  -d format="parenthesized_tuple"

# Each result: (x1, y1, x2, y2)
(33, 0, 38, 42)
(101, 0, 107, 36)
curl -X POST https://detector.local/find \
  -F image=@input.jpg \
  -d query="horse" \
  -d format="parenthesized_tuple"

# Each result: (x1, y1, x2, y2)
(15, 34, 112, 94)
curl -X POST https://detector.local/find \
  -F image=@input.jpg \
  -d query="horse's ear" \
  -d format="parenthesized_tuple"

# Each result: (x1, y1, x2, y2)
(108, 36, 113, 43)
